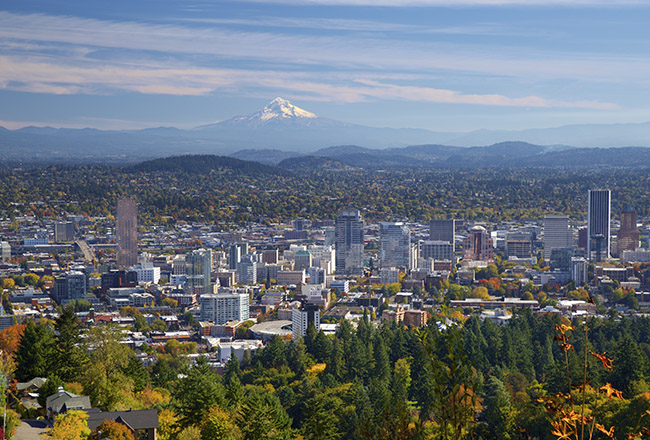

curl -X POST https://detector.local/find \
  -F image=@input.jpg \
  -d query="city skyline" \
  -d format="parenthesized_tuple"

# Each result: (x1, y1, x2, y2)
(2, 1, 650, 133)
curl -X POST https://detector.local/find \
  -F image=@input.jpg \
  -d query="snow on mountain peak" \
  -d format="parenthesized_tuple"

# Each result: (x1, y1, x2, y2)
(259, 97, 317, 121)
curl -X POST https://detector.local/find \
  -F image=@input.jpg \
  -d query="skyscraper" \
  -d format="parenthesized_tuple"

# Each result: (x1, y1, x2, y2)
(463, 226, 493, 262)
(54, 221, 75, 242)
(379, 222, 412, 269)
(543, 215, 572, 260)
(53, 271, 87, 303)
(186, 248, 213, 295)
(587, 190, 611, 261)
(429, 219, 455, 251)
(200, 292, 249, 324)
(335, 208, 364, 275)
(117, 199, 138, 268)
(617, 205, 640, 253)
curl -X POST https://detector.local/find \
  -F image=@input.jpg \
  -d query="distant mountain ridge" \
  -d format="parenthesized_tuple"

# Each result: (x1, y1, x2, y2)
(132, 154, 285, 175)
(3, 98, 650, 163)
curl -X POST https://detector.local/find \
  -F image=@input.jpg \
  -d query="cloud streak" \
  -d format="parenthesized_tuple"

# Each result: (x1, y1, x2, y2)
(0, 55, 616, 109)
(0, 10, 635, 111)
(1, 10, 648, 84)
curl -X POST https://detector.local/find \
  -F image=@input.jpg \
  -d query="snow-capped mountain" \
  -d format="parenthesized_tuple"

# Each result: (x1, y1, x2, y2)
(196, 97, 330, 129)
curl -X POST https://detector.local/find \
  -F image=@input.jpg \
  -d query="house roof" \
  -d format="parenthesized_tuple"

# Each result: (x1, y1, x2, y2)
(46, 390, 92, 414)
(86, 409, 159, 431)
(17, 377, 47, 391)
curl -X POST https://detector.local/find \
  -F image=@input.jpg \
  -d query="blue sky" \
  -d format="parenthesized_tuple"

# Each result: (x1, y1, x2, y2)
(1, 0, 649, 131)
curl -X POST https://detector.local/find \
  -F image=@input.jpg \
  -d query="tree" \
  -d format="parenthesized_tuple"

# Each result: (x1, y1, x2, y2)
(54, 306, 88, 381)
(38, 375, 63, 408)
(1, 373, 21, 440)
(157, 409, 181, 440)
(469, 286, 490, 300)
(480, 376, 514, 440)
(610, 334, 650, 397)
(237, 392, 292, 440)
(93, 420, 134, 440)
(223, 355, 241, 386)
(177, 426, 202, 440)
(15, 320, 55, 381)
(417, 324, 481, 440)
(81, 325, 132, 410)
(174, 358, 226, 427)
(201, 407, 238, 440)
(301, 392, 341, 440)
(376, 358, 414, 440)
(24, 273, 40, 286)
(1, 278, 14, 290)
(45, 409, 91, 440)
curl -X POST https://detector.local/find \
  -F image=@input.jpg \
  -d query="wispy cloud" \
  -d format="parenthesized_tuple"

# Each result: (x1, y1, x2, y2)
(354, 80, 618, 109)
(0, 54, 617, 109)
(181, 16, 526, 37)
(0, 10, 636, 111)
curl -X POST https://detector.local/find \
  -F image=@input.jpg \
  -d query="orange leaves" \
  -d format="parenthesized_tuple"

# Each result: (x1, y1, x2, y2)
(595, 423, 615, 438)
(554, 324, 575, 352)
(590, 351, 614, 371)
(555, 324, 575, 333)
(0, 324, 25, 355)
(600, 383, 623, 400)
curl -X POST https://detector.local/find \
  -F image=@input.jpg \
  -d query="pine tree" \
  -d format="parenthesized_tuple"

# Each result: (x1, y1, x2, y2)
(301, 392, 341, 440)
(54, 306, 88, 382)
(15, 320, 55, 381)
(238, 392, 292, 440)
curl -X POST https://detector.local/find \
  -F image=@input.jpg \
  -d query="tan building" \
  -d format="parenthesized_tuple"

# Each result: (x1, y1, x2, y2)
(617, 206, 640, 253)
(404, 310, 428, 328)
(381, 305, 405, 323)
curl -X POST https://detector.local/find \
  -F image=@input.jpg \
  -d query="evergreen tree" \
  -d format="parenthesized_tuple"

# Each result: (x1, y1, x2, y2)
(223, 355, 241, 386)
(123, 353, 150, 392)
(373, 334, 390, 384)
(286, 339, 309, 378)
(610, 333, 650, 397)
(481, 376, 514, 440)
(237, 392, 292, 440)
(313, 330, 332, 364)
(174, 357, 226, 426)
(15, 320, 56, 381)
(301, 392, 341, 440)
(152, 357, 176, 389)
(54, 306, 89, 382)
(264, 335, 287, 368)
(325, 338, 345, 381)
(38, 375, 63, 408)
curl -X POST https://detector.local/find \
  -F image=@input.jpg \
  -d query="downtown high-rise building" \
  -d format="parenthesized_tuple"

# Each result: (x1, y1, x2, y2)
(543, 215, 572, 260)
(617, 205, 640, 253)
(200, 292, 249, 324)
(587, 189, 611, 261)
(54, 221, 75, 243)
(335, 208, 364, 275)
(117, 199, 138, 268)
(379, 222, 412, 269)
(429, 219, 455, 251)
(463, 226, 493, 262)
(186, 248, 213, 295)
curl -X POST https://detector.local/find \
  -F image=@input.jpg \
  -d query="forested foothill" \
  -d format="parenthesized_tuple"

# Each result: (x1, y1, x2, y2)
(0, 157, 649, 225)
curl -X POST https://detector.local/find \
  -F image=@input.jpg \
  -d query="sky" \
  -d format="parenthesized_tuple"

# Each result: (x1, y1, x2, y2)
(1, 0, 650, 132)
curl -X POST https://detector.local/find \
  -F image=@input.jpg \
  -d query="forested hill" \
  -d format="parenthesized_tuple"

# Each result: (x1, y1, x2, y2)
(131, 155, 286, 176)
